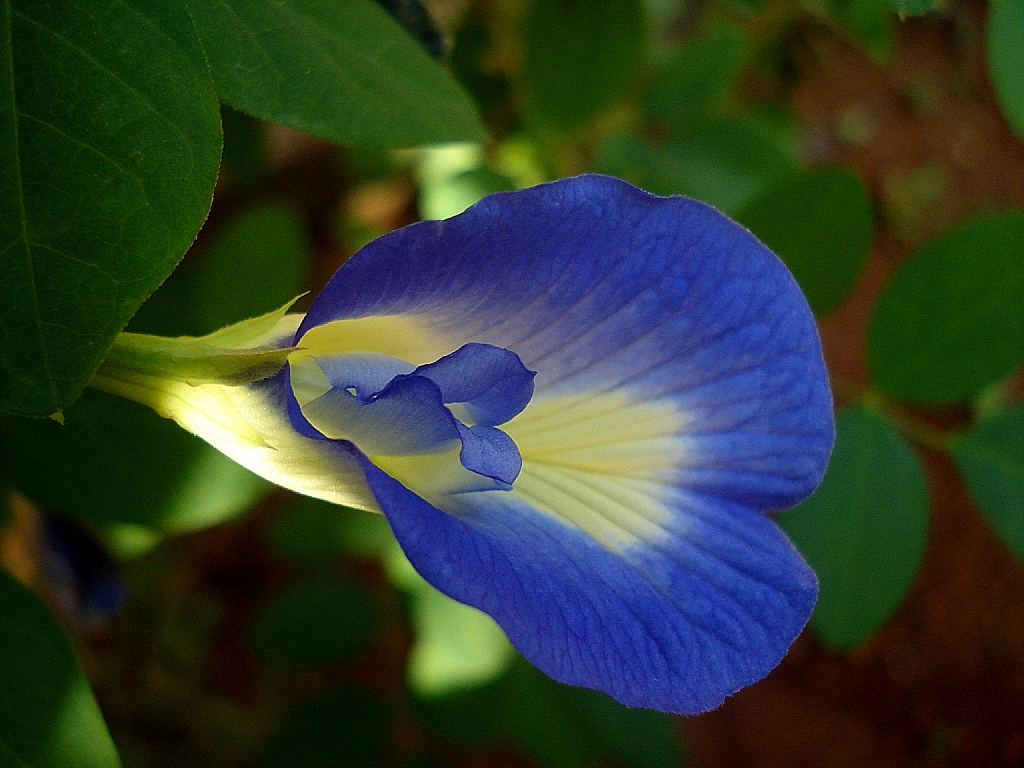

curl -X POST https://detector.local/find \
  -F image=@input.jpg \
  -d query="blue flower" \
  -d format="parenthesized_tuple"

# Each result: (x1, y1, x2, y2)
(97, 174, 833, 713)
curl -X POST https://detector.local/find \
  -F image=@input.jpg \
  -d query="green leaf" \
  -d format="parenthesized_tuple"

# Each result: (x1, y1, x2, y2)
(737, 168, 872, 316)
(416, 144, 516, 221)
(988, 0, 1024, 140)
(886, 0, 937, 16)
(247, 576, 377, 668)
(523, 0, 646, 129)
(782, 406, 928, 648)
(868, 211, 1024, 406)
(405, 576, 515, 697)
(599, 119, 796, 214)
(0, 569, 121, 768)
(829, 0, 894, 61)
(187, 0, 484, 148)
(952, 405, 1024, 563)
(262, 688, 390, 768)
(642, 23, 743, 130)
(0, 0, 222, 417)
(421, 660, 681, 768)
(0, 388, 267, 532)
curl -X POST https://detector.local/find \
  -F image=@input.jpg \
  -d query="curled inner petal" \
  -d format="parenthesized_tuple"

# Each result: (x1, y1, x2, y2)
(289, 343, 534, 493)
(411, 343, 535, 426)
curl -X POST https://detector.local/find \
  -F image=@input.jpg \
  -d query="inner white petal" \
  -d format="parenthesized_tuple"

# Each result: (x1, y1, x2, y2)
(503, 391, 690, 551)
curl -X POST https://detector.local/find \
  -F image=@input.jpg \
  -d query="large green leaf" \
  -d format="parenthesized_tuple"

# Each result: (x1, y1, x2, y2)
(952, 405, 1024, 563)
(522, 0, 645, 129)
(868, 211, 1024, 405)
(0, 569, 121, 768)
(737, 168, 872, 316)
(782, 406, 928, 648)
(988, 0, 1024, 140)
(187, 0, 484, 148)
(0, 0, 221, 417)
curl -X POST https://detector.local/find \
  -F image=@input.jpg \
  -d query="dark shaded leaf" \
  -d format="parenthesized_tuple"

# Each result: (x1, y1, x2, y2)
(262, 689, 390, 768)
(247, 577, 378, 667)
(421, 660, 682, 768)
(0, 389, 267, 531)
(868, 211, 1024, 405)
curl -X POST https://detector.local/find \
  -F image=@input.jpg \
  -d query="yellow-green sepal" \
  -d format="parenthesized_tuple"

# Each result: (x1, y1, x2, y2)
(97, 299, 303, 388)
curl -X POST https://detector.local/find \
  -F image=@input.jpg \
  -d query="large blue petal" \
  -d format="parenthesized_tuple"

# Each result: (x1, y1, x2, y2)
(357, 453, 817, 714)
(298, 174, 833, 511)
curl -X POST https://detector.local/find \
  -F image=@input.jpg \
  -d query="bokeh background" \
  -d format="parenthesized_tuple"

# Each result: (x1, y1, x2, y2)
(3, 0, 1024, 766)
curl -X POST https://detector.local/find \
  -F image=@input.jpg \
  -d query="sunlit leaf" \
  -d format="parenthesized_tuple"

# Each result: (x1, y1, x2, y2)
(248, 577, 377, 668)
(522, 0, 645, 128)
(187, 0, 484, 147)
(952, 405, 1024, 563)
(0, 389, 267, 532)
(416, 144, 516, 221)
(868, 211, 1024, 406)
(0, 569, 121, 768)
(988, 0, 1024, 140)
(737, 168, 872, 315)
(0, 0, 221, 416)
(782, 406, 928, 648)
(406, 577, 515, 697)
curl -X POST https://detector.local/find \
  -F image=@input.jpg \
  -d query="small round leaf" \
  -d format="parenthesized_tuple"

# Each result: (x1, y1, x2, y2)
(782, 406, 928, 648)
